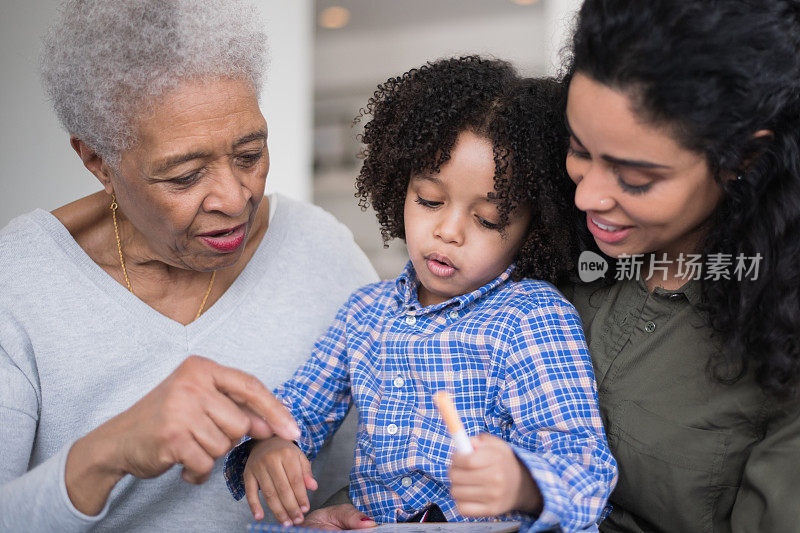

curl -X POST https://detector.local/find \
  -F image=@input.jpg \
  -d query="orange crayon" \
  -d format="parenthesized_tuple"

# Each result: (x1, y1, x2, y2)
(433, 390, 474, 454)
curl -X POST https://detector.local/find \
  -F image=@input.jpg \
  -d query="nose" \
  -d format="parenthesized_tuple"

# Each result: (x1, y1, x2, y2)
(572, 162, 616, 213)
(434, 207, 465, 245)
(202, 166, 251, 217)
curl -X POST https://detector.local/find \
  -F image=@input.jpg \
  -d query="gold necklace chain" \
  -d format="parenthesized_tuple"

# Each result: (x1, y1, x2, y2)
(110, 195, 215, 321)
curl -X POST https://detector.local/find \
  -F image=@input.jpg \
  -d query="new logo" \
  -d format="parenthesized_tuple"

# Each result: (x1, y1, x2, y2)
(578, 251, 608, 283)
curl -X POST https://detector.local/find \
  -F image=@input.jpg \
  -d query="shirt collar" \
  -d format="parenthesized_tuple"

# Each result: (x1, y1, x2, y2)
(394, 261, 515, 314)
(636, 276, 702, 306)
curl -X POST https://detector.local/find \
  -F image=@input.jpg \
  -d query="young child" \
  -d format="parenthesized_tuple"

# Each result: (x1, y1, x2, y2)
(224, 56, 617, 531)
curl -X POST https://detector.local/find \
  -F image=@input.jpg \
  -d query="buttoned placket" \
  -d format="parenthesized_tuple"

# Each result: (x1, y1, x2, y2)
(376, 306, 419, 481)
(382, 265, 513, 508)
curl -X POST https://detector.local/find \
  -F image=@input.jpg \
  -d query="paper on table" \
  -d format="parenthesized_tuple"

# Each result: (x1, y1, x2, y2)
(248, 521, 521, 532)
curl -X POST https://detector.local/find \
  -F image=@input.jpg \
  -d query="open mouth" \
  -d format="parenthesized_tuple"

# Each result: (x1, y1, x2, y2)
(586, 214, 634, 244)
(425, 253, 456, 278)
(427, 253, 454, 267)
(198, 224, 247, 252)
(201, 224, 244, 237)
(591, 217, 624, 232)
(206, 228, 235, 237)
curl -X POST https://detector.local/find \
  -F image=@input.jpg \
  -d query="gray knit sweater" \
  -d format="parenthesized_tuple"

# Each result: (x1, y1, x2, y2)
(0, 194, 377, 532)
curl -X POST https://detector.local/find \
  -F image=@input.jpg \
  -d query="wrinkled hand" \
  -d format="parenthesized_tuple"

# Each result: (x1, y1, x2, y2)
(114, 355, 299, 483)
(449, 433, 542, 517)
(66, 355, 301, 515)
(303, 504, 377, 530)
(244, 437, 317, 526)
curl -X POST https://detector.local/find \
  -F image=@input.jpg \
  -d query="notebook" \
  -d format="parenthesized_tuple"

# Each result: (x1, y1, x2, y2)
(247, 522, 521, 532)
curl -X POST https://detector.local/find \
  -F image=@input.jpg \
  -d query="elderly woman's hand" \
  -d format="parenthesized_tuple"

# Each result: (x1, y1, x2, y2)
(64, 355, 299, 515)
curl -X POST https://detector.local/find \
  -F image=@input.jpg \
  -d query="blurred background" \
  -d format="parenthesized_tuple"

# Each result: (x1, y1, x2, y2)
(0, 0, 581, 279)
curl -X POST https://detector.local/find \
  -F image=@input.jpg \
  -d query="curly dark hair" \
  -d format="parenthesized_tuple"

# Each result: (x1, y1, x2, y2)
(355, 56, 578, 283)
(567, 0, 800, 399)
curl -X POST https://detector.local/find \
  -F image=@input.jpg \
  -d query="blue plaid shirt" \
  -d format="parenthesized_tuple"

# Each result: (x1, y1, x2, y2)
(225, 263, 616, 531)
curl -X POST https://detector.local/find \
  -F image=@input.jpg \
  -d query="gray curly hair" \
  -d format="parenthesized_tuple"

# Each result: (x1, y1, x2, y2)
(40, 0, 268, 167)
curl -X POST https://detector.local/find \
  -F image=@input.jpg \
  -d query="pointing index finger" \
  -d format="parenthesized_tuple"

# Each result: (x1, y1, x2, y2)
(213, 366, 300, 441)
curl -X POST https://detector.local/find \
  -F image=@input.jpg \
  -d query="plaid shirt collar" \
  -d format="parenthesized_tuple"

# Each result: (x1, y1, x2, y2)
(393, 261, 515, 315)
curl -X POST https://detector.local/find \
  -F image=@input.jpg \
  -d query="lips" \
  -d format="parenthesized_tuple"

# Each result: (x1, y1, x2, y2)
(198, 223, 246, 253)
(425, 253, 456, 278)
(586, 213, 633, 244)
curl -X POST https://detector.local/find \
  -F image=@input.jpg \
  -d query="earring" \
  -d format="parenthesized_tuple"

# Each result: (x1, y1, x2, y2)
(737, 175, 743, 181)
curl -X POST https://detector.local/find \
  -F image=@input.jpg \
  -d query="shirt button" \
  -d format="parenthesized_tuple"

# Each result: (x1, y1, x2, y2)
(669, 293, 683, 301)
(405, 315, 416, 326)
(449, 310, 458, 319)
(393, 376, 405, 388)
(401, 477, 413, 488)
(387, 423, 398, 435)
(644, 321, 656, 333)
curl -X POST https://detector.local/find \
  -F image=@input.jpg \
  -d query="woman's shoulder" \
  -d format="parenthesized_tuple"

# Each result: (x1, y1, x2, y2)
(0, 209, 65, 274)
(556, 278, 620, 325)
(2, 192, 113, 276)
(0, 209, 46, 240)
(49, 192, 110, 250)
(266, 194, 378, 287)
(0, 196, 115, 297)
(273, 194, 356, 242)
(274, 193, 373, 251)
(0, 209, 85, 319)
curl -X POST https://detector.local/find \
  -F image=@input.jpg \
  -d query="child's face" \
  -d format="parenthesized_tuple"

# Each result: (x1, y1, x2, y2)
(404, 130, 531, 307)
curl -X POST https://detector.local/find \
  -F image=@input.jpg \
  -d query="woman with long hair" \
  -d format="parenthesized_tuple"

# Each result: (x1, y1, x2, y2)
(562, 0, 800, 530)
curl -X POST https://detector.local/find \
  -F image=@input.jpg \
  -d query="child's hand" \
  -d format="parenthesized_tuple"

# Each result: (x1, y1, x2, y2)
(449, 433, 543, 517)
(243, 436, 318, 526)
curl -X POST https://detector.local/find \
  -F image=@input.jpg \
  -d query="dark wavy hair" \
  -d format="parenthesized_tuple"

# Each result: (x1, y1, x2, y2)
(567, 0, 800, 399)
(355, 56, 578, 283)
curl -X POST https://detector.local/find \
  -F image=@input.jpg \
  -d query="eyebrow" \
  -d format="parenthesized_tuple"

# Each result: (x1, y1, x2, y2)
(412, 174, 500, 203)
(153, 150, 211, 175)
(413, 175, 441, 185)
(233, 129, 267, 148)
(152, 129, 267, 175)
(565, 117, 672, 170)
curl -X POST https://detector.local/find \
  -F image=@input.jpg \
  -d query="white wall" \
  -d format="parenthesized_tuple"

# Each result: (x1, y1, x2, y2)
(260, 1, 314, 202)
(543, 0, 583, 75)
(315, 12, 548, 98)
(0, 1, 94, 228)
(314, 0, 583, 102)
(0, 1, 313, 229)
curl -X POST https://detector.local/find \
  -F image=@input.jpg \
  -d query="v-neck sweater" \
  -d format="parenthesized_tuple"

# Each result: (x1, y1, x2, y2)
(0, 194, 378, 532)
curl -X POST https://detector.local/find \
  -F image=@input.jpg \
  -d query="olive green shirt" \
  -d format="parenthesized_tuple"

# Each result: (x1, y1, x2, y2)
(563, 278, 800, 533)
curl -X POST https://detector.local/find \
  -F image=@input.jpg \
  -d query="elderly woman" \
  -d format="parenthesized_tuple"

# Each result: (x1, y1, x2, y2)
(0, 0, 376, 531)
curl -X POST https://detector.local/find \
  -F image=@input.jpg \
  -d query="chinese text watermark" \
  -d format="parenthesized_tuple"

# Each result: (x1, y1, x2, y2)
(578, 251, 762, 283)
